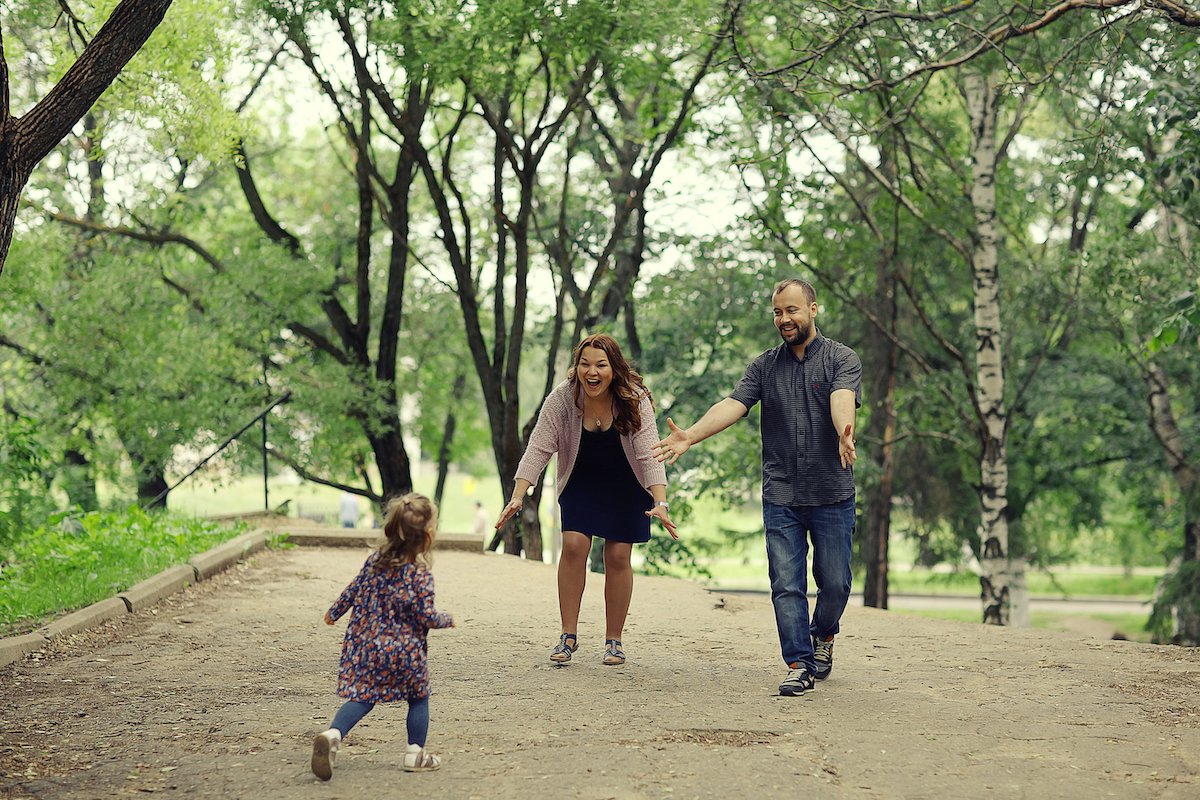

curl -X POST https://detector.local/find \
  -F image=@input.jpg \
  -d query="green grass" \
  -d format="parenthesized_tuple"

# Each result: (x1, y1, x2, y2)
(891, 608, 1154, 643)
(884, 569, 1160, 598)
(0, 507, 250, 635)
(666, 557, 1160, 599)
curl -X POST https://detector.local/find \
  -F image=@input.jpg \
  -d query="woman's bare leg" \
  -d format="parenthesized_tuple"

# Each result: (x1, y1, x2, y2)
(558, 531, 591, 634)
(603, 540, 634, 641)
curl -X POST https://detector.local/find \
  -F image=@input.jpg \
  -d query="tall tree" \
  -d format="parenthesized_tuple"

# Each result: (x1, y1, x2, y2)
(0, 0, 175, 274)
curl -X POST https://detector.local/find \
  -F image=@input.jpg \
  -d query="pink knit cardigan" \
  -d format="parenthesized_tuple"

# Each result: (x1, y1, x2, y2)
(514, 380, 668, 498)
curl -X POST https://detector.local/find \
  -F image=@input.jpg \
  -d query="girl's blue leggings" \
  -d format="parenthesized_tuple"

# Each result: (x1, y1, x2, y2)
(328, 697, 430, 746)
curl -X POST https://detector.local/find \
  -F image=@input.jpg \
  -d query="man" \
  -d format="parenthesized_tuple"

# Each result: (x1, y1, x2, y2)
(472, 501, 490, 540)
(654, 279, 861, 697)
(338, 492, 360, 529)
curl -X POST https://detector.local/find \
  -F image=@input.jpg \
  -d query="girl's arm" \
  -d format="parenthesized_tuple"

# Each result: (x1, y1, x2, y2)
(415, 569, 455, 629)
(327, 557, 372, 622)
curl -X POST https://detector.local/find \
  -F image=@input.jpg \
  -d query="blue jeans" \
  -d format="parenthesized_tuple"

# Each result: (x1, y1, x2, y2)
(329, 697, 430, 746)
(763, 497, 855, 671)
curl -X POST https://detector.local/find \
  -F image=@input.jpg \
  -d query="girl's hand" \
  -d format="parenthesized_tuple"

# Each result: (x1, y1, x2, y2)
(646, 505, 679, 540)
(324, 611, 334, 626)
(495, 498, 522, 529)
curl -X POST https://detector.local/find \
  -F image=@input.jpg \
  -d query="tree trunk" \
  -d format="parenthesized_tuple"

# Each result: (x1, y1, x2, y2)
(122, 449, 169, 510)
(433, 372, 467, 508)
(863, 276, 899, 609)
(964, 72, 1012, 626)
(861, 132, 902, 609)
(137, 469, 169, 510)
(0, 0, 175, 272)
(367, 423, 413, 503)
(63, 447, 99, 511)
(1144, 361, 1200, 643)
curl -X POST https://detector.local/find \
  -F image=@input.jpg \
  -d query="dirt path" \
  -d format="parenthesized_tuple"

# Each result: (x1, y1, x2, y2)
(2, 543, 1198, 799)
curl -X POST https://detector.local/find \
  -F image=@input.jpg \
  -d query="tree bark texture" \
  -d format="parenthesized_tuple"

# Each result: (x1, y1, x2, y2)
(1144, 361, 1200, 643)
(0, 0, 174, 273)
(965, 72, 1012, 626)
(863, 256, 900, 609)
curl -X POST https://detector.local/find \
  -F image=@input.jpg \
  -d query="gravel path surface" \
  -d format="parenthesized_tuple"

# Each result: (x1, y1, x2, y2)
(2, 544, 1198, 799)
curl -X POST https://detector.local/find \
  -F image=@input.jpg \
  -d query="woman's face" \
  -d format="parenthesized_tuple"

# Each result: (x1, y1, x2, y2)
(576, 346, 614, 399)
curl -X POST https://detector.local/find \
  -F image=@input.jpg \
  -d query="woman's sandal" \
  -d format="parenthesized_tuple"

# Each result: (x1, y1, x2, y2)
(550, 633, 579, 663)
(603, 639, 625, 666)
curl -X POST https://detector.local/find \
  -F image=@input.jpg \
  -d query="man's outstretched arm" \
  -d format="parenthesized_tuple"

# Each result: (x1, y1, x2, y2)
(653, 398, 749, 465)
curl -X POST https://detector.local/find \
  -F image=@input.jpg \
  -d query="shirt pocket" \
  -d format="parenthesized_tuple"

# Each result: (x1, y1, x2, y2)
(809, 381, 830, 406)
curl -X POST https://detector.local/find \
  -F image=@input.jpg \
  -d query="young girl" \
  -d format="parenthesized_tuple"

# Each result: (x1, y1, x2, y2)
(311, 493, 454, 781)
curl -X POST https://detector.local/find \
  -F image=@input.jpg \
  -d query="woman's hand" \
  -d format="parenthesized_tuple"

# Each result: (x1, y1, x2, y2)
(324, 611, 334, 626)
(646, 505, 679, 540)
(495, 498, 523, 529)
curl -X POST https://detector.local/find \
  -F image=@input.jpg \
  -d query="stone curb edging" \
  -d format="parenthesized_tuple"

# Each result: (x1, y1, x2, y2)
(0, 632, 50, 667)
(2, 524, 485, 668)
(118, 565, 197, 614)
(189, 531, 269, 580)
(38, 597, 128, 640)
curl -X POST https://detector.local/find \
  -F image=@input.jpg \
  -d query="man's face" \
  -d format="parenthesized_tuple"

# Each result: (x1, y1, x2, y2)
(773, 285, 817, 346)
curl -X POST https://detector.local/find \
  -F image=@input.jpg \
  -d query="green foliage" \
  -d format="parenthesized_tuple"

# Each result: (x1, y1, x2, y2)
(0, 419, 56, 547)
(638, 534, 714, 580)
(0, 507, 248, 633)
(1147, 559, 1200, 644)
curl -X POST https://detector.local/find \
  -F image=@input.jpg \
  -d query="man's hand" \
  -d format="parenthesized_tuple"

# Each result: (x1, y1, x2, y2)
(652, 418, 691, 465)
(838, 423, 856, 469)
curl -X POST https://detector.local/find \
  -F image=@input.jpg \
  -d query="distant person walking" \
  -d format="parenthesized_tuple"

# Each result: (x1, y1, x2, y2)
(338, 492, 360, 529)
(496, 334, 677, 667)
(654, 279, 861, 697)
(472, 501, 490, 540)
(311, 493, 455, 780)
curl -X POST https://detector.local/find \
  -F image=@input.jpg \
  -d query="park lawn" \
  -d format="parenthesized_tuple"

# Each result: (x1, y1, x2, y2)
(688, 557, 1160, 599)
(167, 470, 505, 538)
(0, 508, 253, 637)
(893, 608, 1154, 643)
(884, 568, 1161, 598)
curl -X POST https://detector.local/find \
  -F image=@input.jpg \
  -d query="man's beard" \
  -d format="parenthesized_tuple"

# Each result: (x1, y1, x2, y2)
(780, 320, 811, 345)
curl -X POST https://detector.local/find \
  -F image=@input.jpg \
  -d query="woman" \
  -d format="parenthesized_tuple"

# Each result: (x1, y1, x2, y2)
(495, 334, 677, 666)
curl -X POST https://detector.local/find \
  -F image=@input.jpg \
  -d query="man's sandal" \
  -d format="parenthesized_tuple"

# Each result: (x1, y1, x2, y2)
(603, 639, 625, 666)
(550, 633, 579, 663)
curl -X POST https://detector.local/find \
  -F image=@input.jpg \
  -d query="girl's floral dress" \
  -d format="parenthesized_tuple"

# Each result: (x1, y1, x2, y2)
(327, 552, 453, 702)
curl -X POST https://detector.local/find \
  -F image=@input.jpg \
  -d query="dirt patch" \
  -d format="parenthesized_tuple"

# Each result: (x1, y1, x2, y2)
(1, 544, 1199, 799)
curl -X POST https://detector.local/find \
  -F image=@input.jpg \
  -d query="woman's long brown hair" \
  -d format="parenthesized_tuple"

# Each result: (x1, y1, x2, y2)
(377, 493, 437, 568)
(567, 333, 651, 436)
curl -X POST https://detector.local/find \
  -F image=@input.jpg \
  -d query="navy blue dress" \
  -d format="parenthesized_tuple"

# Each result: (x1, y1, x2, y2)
(559, 425, 652, 543)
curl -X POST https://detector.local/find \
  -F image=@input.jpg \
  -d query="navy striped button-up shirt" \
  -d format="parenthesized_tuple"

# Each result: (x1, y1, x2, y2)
(729, 332, 863, 507)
